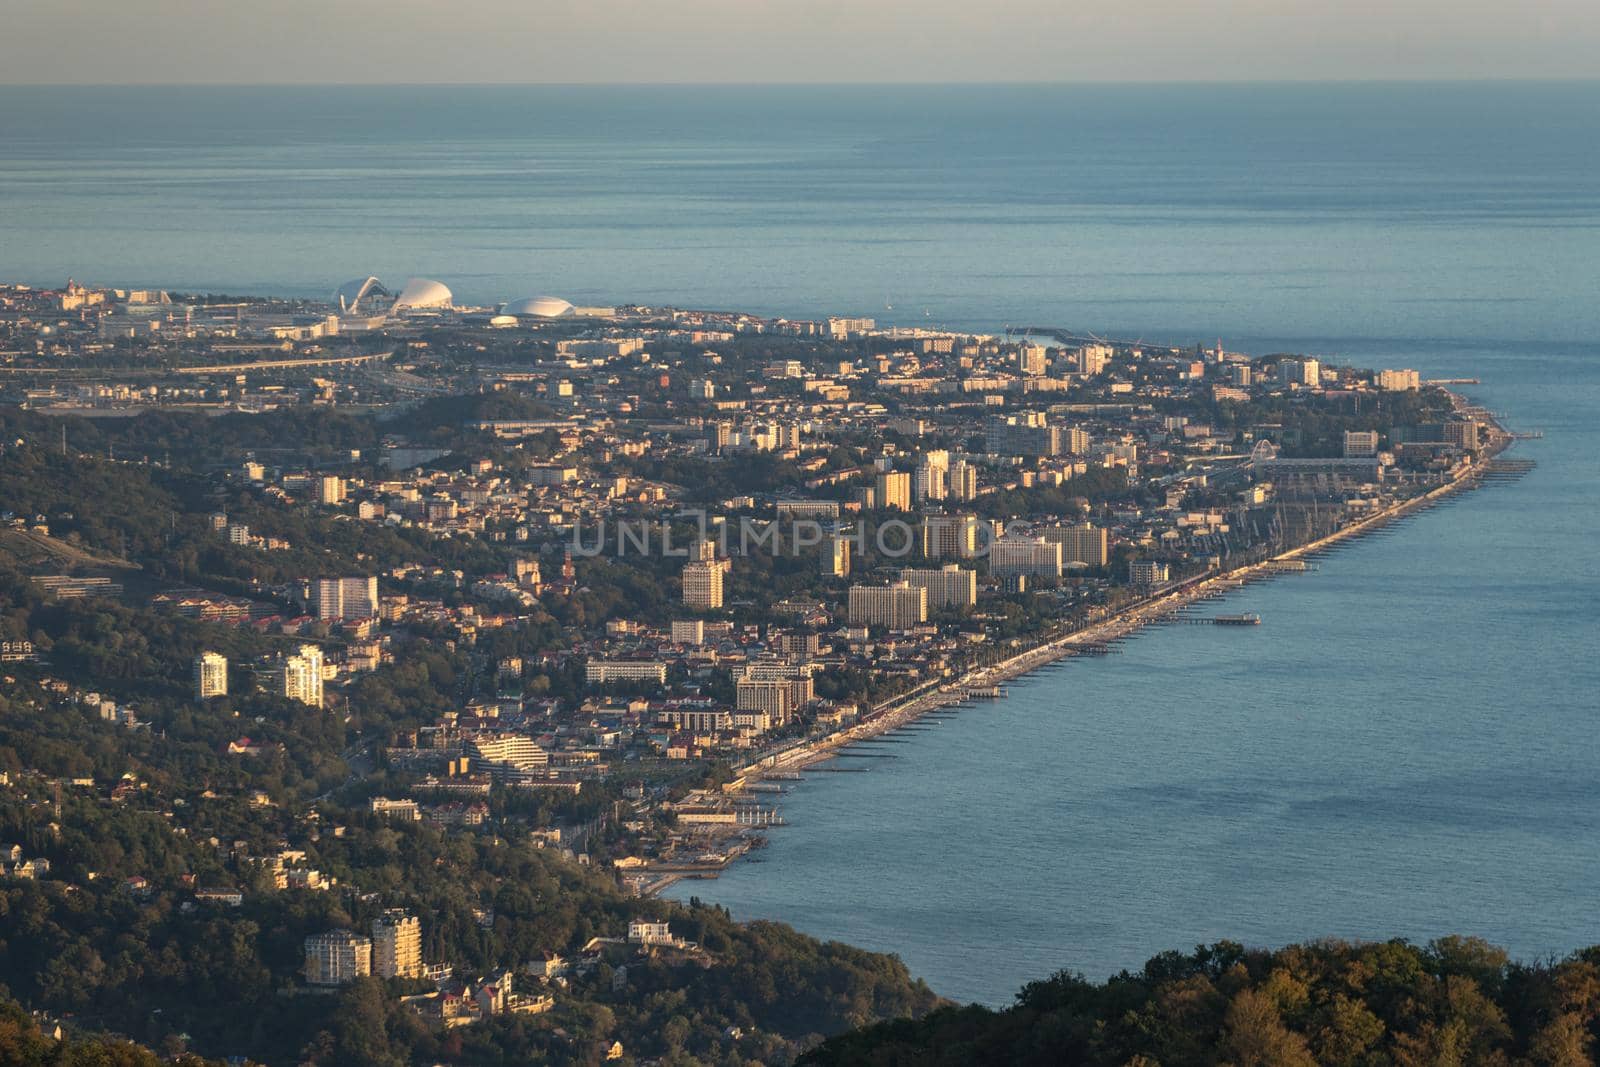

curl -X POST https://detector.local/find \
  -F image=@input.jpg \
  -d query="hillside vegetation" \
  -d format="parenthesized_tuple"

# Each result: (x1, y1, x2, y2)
(802, 937, 1598, 1067)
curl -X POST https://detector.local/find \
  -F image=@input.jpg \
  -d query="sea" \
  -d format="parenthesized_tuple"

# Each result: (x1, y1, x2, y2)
(2, 82, 1596, 1006)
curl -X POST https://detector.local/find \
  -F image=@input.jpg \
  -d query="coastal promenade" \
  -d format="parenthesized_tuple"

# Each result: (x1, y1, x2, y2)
(726, 415, 1515, 793)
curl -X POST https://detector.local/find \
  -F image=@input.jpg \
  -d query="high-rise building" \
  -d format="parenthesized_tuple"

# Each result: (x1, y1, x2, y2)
(304, 930, 372, 986)
(371, 910, 422, 979)
(1445, 420, 1481, 451)
(1077, 344, 1112, 376)
(947, 460, 979, 501)
(1044, 523, 1109, 567)
(1376, 368, 1421, 391)
(682, 560, 724, 609)
(913, 452, 949, 502)
(1018, 345, 1049, 376)
(875, 470, 912, 511)
(985, 417, 1065, 457)
(900, 564, 978, 610)
(847, 581, 928, 630)
(735, 660, 815, 726)
(318, 475, 345, 505)
(736, 677, 793, 726)
(922, 514, 985, 559)
(1279, 357, 1321, 388)
(827, 316, 875, 339)
(824, 533, 852, 577)
(671, 619, 705, 646)
(989, 537, 1064, 579)
(193, 651, 228, 701)
(312, 577, 379, 622)
(272, 645, 324, 708)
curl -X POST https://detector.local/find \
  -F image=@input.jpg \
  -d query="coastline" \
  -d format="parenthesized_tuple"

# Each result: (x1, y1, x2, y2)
(742, 434, 1510, 781)
(642, 399, 1519, 897)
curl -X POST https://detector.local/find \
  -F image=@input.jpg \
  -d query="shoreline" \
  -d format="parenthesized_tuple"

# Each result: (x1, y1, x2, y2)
(744, 437, 1508, 781)
(644, 402, 1518, 896)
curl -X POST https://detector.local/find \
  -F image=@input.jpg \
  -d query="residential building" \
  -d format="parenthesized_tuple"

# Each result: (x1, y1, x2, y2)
(986, 416, 1066, 457)
(824, 533, 851, 577)
(947, 460, 979, 501)
(1129, 559, 1171, 586)
(1343, 431, 1380, 458)
(1044, 522, 1109, 567)
(1077, 344, 1112, 376)
(682, 560, 724, 610)
(627, 920, 673, 946)
(875, 470, 912, 511)
(922, 513, 984, 559)
(270, 645, 324, 708)
(312, 576, 379, 622)
(900, 564, 977, 610)
(989, 537, 1064, 579)
(913, 451, 949, 502)
(847, 581, 928, 629)
(464, 733, 550, 778)
(317, 475, 345, 505)
(193, 651, 228, 701)
(304, 930, 372, 986)
(372, 910, 423, 979)
(736, 677, 792, 725)
(1376, 368, 1421, 391)
(1279, 357, 1321, 388)
(585, 660, 668, 686)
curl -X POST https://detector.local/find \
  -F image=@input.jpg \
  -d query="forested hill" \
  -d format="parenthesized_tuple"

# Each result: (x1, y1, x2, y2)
(800, 937, 1599, 1067)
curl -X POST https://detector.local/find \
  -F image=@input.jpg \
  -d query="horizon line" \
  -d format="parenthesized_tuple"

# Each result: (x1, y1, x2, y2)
(4, 76, 1600, 89)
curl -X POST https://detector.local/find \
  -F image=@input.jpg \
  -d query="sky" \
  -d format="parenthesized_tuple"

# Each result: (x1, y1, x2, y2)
(1, 0, 1598, 84)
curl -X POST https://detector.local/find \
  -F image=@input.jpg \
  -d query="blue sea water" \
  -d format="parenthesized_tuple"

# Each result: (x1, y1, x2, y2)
(2, 83, 1597, 1005)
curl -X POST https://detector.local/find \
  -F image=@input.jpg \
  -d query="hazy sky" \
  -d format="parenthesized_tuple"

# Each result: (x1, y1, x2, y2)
(2, 0, 1598, 84)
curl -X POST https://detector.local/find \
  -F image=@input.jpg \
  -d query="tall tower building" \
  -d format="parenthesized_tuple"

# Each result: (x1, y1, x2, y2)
(313, 577, 379, 622)
(947, 460, 979, 501)
(682, 560, 725, 610)
(276, 645, 325, 708)
(318, 475, 345, 505)
(875, 470, 912, 511)
(371, 910, 422, 979)
(193, 651, 228, 701)
(914, 451, 949, 502)
(1044, 522, 1109, 567)
(824, 533, 852, 578)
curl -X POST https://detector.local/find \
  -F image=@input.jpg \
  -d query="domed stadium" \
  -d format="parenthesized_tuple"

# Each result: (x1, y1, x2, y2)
(503, 295, 573, 318)
(391, 277, 453, 312)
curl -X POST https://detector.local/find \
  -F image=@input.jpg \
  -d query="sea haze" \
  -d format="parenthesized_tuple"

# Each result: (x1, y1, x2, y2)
(2, 82, 1598, 342)
(2, 81, 1596, 1005)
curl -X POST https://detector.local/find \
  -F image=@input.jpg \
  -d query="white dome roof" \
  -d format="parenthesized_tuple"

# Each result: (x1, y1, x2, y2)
(504, 295, 573, 318)
(333, 276, 390, 314)
(393, 277, 453, 311)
